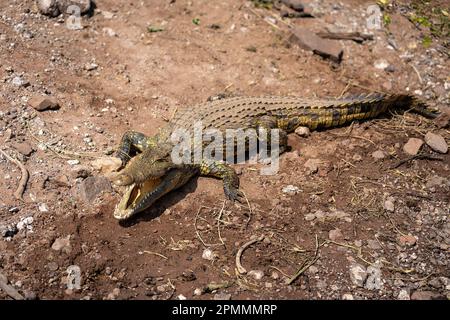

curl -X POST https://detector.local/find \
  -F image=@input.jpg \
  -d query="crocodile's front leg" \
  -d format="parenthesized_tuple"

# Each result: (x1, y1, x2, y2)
(115, 130, 152, 166)
(199, 160, 243, 202)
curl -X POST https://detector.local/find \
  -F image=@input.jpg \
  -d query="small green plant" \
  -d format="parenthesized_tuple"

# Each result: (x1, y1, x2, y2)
(147, 26, 164, 33)
(383, 13, 391, 26)
(192, 18, 200, 25)
(251, 0, 273, 9)
(422, 35, 432, 47)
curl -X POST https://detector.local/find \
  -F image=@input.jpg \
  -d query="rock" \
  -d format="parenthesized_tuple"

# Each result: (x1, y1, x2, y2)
(424, 132, 448, 154)
(28, 95, 60, 111)
(365, 265, 382, 290)
(282, 185, 300, 195)
(38, 203, 49, 212)
(67, 159, 80, 166)
(281, 0, 305, 11)
(37, 0, 60, 17)
(102, 27, 117, 37)
(304, 213, 316, 221)
(398, 289, 410, 300)
(374, 59, 389, 70)
(383, 198, 395, 212)
(411, 290, 444, 300)
(295, 126, 310, 137)
(71, 165, 91, 179)
(304, 158, 319, 174)
(177, 294, 187, 300)
(289, 27, 343, 63)
(193, 288, 202, 296)
(52, 174, 70, 187)
(12, 142, 34, 156)
(367, 239, 382, 250)
(57, 0, 92, 15)
(328, 228, 343, 241)
(403, 138, 423, 155)
(51, 235, 72, 253)
(349, 263, 367, 287)
(426, 175, 448, 188)
(47, 262, 59, 271)
(342, 293, 354, 300)
(213, 293, 232, 300)
(12, 76, 29, 87)
(398, 234, 417, 247)
(201, 248, 216, 261)
(23, 290, 38, 300)
(371, 150, 386, 160)
(433, 112, 450, 129)
(77, 176, 112, 203)
(248, 270, 264, 280)
(91, 157, 122, 174)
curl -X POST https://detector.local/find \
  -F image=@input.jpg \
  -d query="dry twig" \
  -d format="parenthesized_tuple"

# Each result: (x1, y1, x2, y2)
(236, 235, 265, 274)
(0, 148, 29, 200)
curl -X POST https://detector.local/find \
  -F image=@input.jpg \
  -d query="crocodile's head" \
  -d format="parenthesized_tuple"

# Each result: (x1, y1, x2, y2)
(111, 148, 194, 221)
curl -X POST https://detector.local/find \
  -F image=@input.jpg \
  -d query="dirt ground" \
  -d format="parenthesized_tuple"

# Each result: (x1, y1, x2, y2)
(0, 0, 449, 300)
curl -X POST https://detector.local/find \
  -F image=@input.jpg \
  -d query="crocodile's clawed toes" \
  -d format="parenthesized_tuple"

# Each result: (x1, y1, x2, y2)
(224, 187, 244, 203)
(112, 173, 134, 186)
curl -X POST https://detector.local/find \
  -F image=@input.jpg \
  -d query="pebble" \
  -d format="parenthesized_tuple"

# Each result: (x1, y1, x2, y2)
(374, 59, 389, 70)
(328, 228, 343, 241)
(282, 185, 300, 195)
(398, 289, 410, 300)
(91, 157, 122, 174)
(102, 27, 117, 37)
(67, 159, 80, 165)
(12, 76, 29, 87)
(193, 288, 202, 296)
(295, 126, 310, 137)
(411, 290, 443, 300)
(383, 198, 395, 212)
(177, 294, 187, 300)
(371, 150, 386, 160)
(365, 264, 382, 290)
(367, 239, 382, 250)
(304, 213, 316, 221)
(37, 0, 60, 17)
(304, 158, 319, 174)
(213, 293, 232, 300)
(202, 248, 216, 261)
(349, 263, 367, 287)
(342, 293, 354, 300)
(403, 138, 423, 155)
(77, 176, 112, 203)
(248, 270, 264, 280)
(28, 95, 60, 111)
(398, 234, 417, 247)
(51, 235, 72, 253)
(12, 142, 34, 156)
(38, 203, 49, 212)
(424, 132, 448, 154)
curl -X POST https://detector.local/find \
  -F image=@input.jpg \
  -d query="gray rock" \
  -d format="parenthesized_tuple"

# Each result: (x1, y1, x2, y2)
(28, 95, 60, 111)
(411, 290, 444, 300)
(37, 0, 60, 17)
(349, 263, 367, 287)
(295, 126, 310, 137)
(365, 265, 382, 290)
(403, 138, 423, 155)
(281, 0, 305, 11)
(57, 0, 91, 15)
(213, 293, 232, 300)
(12, 76, 29, 87)
(289, 27, 343, 63)
(77, 176, 112, 203)
(424, 132, 448, 154)
(328, 228, 343, 241)
(383, 198, 395, 212)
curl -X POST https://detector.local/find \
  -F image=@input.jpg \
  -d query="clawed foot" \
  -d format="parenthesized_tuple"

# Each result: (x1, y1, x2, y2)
(224, 185, 244, 203)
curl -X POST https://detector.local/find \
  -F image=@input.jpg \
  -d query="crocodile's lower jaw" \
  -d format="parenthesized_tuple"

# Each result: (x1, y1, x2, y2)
(113, 178, 162, 220)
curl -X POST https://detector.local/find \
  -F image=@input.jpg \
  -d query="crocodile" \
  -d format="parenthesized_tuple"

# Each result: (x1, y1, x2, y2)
(111, 93, 437, 221)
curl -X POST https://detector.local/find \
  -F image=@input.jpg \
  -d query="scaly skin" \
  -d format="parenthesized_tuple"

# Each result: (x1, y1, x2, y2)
(112, 93, 436, 220)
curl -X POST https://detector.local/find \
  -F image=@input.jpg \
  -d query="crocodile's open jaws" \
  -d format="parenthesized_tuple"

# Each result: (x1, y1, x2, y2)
(113, 178, 162, 221)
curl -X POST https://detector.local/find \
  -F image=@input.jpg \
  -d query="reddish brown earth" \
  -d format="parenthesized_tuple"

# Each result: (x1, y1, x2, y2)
(0, 0, 449, 300)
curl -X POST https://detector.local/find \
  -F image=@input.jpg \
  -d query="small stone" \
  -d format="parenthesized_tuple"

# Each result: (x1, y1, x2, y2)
(12, 142, 34, 156)
(384, 198, 395, 212)
(37, 0, 60, 17)
(52, 174, 70, 187)
(101, 11, 115, 19)
(433, 112, 450, 129)
(289, 27, 343, 63)
(424, 132, 448, 154)
(91, 157, 122, 174)
(85, 63, 98, 71)
(193, 288, 202, 296)
(365, 265, 382, 290)
(248, 270, 264, 280)
(281, 0, 305, 11)
(367, 239, 382, 250)
(342, 293, 354, 300)
(12, 76, 29, 87)
(282, 185, 300, 195)
(349, 263, 367, 287)
(398, 289, 410, 300)
(374, 59, 389, 70)
(213, 293, 232, 300)
(67, 159, 80, 166)
(77, 176, 112, 203)
(38, 203, 49, 212)
(57, 0, 92, 15)
(102, 27, 117, 37)
(328, 228, 343, 241)
(71, 165, 91, 179)
(403, 138, 424, 155)
(51, 235, 72, 253)
(426, 175, 448, 188)
(398, 234, 417, 247)
(304, 158, 319, 174)
(47, 262, 59, 271)
(28, 95, 60, 111)
(24, 291, 37, 300)
(371, 150, 386, 160)
(411, 290, 444, 300)
(307, 266, 318, 274)
(177, 294, 187, 300)
(202, 248, 216, 261)
(305, 213, 316, 221)
(295, 126, 310, 137)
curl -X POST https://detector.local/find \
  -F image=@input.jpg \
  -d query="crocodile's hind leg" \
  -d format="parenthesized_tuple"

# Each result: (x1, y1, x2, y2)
(115, 130, 151, 166)
(199, 160, 243, 202)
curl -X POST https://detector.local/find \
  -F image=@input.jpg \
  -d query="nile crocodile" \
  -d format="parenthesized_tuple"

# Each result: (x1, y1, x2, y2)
(111, 93, 437, 220)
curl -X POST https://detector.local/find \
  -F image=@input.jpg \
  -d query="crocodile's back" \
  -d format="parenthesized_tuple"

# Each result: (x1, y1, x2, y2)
(170, 93, 430, 132)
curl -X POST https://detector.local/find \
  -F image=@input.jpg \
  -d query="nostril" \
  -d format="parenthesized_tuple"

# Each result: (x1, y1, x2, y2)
(113, 174, 134, 186)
